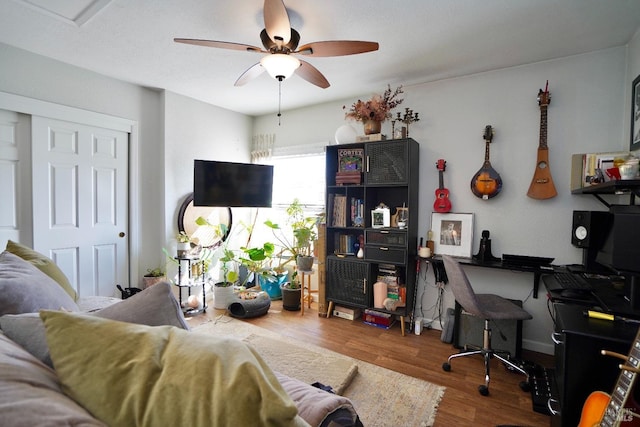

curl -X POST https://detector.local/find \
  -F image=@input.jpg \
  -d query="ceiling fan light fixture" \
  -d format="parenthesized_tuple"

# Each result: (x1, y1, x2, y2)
(260, 54, 300, 80)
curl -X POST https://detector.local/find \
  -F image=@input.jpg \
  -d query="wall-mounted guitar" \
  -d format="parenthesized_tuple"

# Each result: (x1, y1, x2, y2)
(471, 125, 502, 200)
(527, 81, 558, 199)
(433, 159, 452, 213)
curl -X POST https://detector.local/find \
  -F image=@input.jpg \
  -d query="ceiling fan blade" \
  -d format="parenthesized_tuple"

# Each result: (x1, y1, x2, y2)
(234, 63, 265, 86)
(174, 38, 265, 53)
(295, 40, 379, 57)
(296, 60, 330, 88)
(264, 0, 291, 45)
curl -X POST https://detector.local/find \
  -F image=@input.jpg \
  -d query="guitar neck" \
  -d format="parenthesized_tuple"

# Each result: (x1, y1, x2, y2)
(484, 141, 491, 165)
(539, 106, 548, 150)
(438, 170, 444, 189)
(601, 334, 640, 427)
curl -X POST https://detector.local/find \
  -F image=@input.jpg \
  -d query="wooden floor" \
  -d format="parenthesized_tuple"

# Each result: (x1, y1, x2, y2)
(198, 300, 554, 427)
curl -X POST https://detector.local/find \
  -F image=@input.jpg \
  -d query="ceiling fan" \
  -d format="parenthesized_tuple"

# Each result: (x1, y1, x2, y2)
(174, 0, 379, 88)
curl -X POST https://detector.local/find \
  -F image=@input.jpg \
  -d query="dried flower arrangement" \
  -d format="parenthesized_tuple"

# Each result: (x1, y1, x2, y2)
(343, 84, 404, 122)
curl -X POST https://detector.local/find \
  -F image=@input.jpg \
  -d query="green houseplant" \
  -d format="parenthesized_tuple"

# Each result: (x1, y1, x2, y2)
(265, 198, 318, 273)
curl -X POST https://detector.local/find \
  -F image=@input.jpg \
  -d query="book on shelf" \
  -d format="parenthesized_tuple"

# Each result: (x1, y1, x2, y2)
(331, 194, 347, 227)
(363, 309, 395, 328)
(350, 197, 364, 227)
(356, 134, 386, 142)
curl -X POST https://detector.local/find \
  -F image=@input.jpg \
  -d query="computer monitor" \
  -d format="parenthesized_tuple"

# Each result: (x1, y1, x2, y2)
(595, 205, 640, 309)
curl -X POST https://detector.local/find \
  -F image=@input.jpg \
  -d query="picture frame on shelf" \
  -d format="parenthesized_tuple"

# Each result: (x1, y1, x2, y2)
(431, 212, 474, 258)
(371, 206, 390, 228)
(632, 73, 640, 151)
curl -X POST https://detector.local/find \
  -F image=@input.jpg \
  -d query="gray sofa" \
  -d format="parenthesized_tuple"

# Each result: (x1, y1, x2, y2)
(0, 244, 361, 427)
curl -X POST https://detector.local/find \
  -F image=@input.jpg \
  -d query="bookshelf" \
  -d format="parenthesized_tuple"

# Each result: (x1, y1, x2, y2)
(324, 139, 420, 336)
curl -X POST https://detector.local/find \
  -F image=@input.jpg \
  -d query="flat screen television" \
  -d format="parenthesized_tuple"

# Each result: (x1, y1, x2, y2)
(193, 160, 273, 208)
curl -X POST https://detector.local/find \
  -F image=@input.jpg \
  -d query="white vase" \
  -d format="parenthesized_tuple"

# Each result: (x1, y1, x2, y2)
(213, 283, 235, 310)
(177, 242, 190, 258)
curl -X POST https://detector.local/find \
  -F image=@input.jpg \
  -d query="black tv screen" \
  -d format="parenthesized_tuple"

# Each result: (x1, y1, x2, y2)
(193, 160, 273, 207)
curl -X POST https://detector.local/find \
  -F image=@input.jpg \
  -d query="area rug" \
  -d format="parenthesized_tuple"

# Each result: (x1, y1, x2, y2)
(191, 315, 445, 427)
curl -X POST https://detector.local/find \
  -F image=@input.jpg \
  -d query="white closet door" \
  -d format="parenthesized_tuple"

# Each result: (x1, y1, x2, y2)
(0, 110, 21, 244)
(31, 116, 128, 297)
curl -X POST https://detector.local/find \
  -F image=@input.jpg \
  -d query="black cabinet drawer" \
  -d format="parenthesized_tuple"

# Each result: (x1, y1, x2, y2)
(365, 229, 407, 247)
(364, 246, 406, 264)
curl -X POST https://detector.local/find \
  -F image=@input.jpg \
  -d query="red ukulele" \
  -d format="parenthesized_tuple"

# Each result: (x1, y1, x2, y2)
(434, 159, 452, 213)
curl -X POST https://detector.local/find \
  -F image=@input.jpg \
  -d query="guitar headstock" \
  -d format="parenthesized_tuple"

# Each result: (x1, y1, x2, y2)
(537, 80, 551, 107)
(436, 159, 447, 172)
(483, 125, 494, 143)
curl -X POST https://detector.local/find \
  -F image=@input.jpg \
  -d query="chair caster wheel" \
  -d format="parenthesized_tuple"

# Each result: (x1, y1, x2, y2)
(478, 385, 489, 396)
(442, 363, 451, 372)
(519, 381, 531, 392)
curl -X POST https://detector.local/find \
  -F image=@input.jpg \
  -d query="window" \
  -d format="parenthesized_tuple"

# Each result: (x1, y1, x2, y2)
(249, 147, 326, 249)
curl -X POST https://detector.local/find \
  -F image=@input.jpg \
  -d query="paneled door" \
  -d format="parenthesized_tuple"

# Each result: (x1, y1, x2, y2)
(31, 116, 129, 297)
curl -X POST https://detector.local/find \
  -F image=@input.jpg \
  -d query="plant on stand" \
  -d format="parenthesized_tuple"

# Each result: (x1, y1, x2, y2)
(265, 199, 319, 310)
(265, 198, 319, 273)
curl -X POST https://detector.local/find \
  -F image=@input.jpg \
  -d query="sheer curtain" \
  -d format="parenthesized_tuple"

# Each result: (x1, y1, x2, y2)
(251, 134, 275, 164)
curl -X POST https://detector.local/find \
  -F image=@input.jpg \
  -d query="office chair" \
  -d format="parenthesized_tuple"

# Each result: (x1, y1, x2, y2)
(441, 255, 532, 396)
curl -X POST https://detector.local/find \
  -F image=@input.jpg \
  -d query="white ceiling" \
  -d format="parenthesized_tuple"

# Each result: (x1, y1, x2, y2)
(1, 0, 640, 117)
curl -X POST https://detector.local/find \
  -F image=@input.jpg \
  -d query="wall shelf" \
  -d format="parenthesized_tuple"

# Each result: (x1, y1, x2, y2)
(571, 179, 640, 207)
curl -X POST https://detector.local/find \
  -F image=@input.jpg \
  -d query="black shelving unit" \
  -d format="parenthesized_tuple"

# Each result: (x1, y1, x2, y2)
(324, 139, 419, 336)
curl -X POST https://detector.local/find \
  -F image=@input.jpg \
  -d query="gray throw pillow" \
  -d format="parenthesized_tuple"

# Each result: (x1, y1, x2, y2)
(0, 251, 79, 316)
(0, 281, 189, 366)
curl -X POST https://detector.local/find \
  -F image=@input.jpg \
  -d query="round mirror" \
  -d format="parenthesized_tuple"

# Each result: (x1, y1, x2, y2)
(177, 193, 232, 249)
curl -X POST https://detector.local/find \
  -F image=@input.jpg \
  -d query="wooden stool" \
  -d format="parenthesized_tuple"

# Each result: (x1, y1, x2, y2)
(298, 269, 315, 315)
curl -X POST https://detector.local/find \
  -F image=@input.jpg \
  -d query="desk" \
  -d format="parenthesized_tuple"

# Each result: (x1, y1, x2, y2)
(549, 303, 637, 426)
(455, 257, 555, 299)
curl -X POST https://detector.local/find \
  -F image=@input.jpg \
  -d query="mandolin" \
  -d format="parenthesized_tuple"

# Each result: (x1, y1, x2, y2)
(578, 326, 640, 427)
(433, 159, 452, 213)
(471, 125, 502, 200)
(527, 80, 558, 199)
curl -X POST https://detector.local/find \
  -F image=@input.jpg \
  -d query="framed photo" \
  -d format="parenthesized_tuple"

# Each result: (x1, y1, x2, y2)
(632, 74, 640, 151)
(338, 148, 364, 172)
(431, 212, 474, 258)
(371, 207, 390, 228)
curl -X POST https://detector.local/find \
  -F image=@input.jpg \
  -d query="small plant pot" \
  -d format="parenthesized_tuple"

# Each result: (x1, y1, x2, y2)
(213, 282, 235, 310)
(142, 275, 166, 289)
(280, 282, 301, 311)
(258, 273, 287, 300)
(296, 255, 314, 272)
(177, 242, 191, 258)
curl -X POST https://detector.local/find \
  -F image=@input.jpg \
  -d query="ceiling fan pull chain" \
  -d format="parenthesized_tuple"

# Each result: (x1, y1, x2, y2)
(277, 76, 283, 125)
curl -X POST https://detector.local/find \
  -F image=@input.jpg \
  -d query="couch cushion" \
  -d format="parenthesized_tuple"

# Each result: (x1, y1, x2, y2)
(40, 310, 308, 427)
(0, 281, 189, 366)
(5, 240, 77, 301)
(0, 251, 79, 316)
(0, 331, 106, 426)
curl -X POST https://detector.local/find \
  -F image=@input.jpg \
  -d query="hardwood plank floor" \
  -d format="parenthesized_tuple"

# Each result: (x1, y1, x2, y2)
(197, 300, 554, 427)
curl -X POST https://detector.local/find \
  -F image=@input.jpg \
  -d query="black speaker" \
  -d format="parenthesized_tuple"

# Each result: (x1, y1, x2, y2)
(452, 300, 523, 359)
(571, 210, 609, 248)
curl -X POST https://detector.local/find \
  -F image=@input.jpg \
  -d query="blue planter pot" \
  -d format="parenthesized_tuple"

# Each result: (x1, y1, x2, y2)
(258, 273, 287, 300)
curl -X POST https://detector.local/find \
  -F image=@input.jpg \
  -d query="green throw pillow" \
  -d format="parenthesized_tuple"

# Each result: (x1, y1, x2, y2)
(5, 240, 77, 301)
(40, 311, 308, 427)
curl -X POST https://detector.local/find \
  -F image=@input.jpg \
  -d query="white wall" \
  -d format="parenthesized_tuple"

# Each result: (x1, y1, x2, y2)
(254, 47, 631, 354)
(0, 43, 254, 286)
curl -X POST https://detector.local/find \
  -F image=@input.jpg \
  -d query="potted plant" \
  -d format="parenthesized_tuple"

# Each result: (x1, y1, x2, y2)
(142, 266, 166, 289)
(265, 198, 319, 272)
(176, 231, 191, 258)
(280, 270, 302, 311)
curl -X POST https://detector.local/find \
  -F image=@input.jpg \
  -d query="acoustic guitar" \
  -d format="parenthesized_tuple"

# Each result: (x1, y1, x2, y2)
(527, 80, 558, 199)
(471, 125, 502, 200)
(433, 159, 452, 213)
(578, 326, 640, 427)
